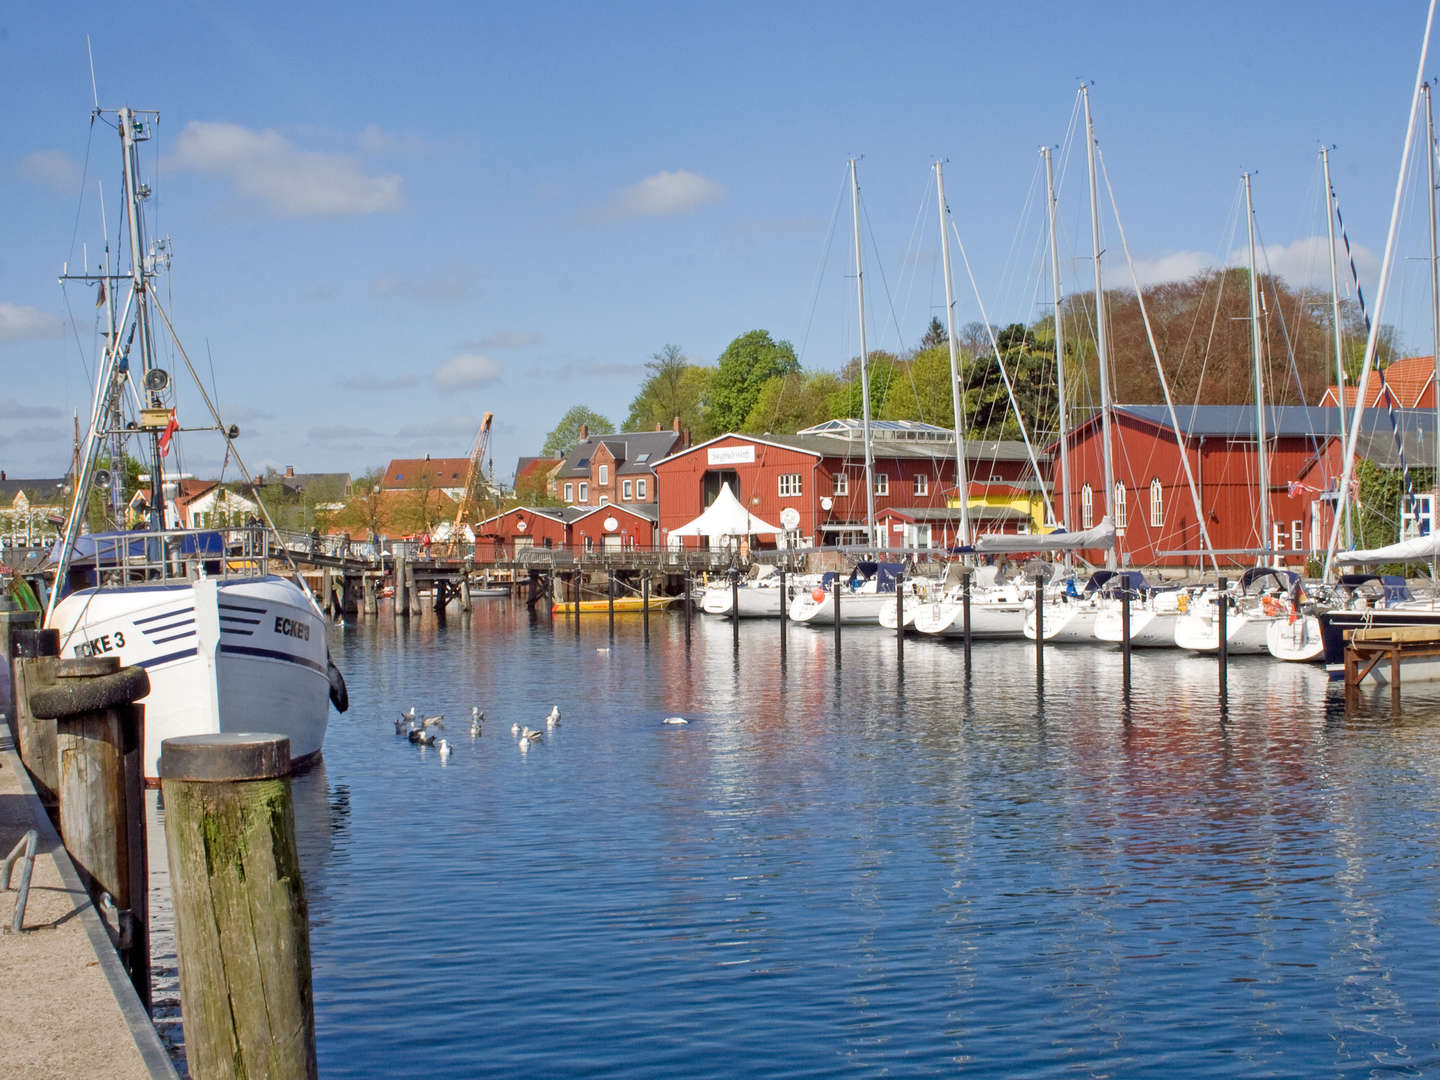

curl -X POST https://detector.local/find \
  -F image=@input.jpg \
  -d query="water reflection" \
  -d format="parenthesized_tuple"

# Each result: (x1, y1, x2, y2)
(303, 603, 1440, 1077)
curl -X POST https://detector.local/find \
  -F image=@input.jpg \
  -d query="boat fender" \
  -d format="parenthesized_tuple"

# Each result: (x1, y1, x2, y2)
(1261, 595, 1279, 617)
(811, 587, 827, 603)
(326, 654, 350, 713)
(1177, 592, 1188, 613)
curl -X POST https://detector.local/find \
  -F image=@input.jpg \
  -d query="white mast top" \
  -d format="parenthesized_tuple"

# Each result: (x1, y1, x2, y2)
(934, 160, 970, 548)
(1320, 146, 1352, 549)
(1082, 85, 1117, 570)
(1243, 172, 1272, 565)
(1042, 146, 1072, 540)
(849, 158, 876, 543)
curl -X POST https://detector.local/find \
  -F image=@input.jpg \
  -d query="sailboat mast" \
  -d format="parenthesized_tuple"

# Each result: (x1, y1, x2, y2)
(849, 158, 877, 544)
(1043, 146, 1072, 538)
(1082, 86, 1117, 570)
(1425, 83, 1439, 575)
(118, 106, 163, 529)
(934, 160, 971, 548)
(1320, 146, 1352, 549)
(1242, 172, 1272, 565)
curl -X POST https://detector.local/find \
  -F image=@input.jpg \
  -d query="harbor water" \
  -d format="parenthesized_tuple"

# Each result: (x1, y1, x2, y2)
(287, 603, 1439, 1076)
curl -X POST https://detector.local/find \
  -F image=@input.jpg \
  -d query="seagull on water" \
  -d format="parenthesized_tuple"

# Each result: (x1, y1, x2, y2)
(511, 721, 521, 735)
(471, 708, 484, 737)
(436, 738, 452, 759)
(546, 705, 561, 729)
(422, 714, 445, 729)
(409, 728, 435, 746)
(662, 717, 688, 725)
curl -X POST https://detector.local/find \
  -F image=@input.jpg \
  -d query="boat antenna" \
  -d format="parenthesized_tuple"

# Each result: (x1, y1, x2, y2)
(86, 35, 100, 116)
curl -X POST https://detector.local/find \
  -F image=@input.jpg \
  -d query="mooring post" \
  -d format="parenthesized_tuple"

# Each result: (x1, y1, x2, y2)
(320, 568, 333, 617)
(895, 570, 905, 673)
(962, 571, 973, 673)
(0, 606, 39, 727)
(407, 562, 422, 617)
(459, 572, 472, 613)
(642, 571, 651, 644)
(30, 656, 151, 1006)
(12, 627, 60, 805)
(160, 733, 316, 1080)
(607, 569, 616, 637)
(362, 573, 378, 616)
(394, 554, 409, 618)
(1121, 586, 1132, 693)
(778, 568, 788, 662)
(833, 575, 842, 670)
(1217, 576, 1229, 704)
(573, 574, 581, 638)
(684, 571, 693, 648)
(1034, 572, 1044, 681)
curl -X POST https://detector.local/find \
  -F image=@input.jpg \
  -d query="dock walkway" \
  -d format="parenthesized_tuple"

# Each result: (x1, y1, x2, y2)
(0, 726, 177, 1079)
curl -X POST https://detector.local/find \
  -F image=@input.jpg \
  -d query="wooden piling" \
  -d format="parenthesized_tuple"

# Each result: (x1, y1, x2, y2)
(30, 657, 151, 1005)
(459, 573, 472, 612)
(778, 569, 788, 662)
(962, 572, 973, 673)
(320, 569, 333, 617)
(1216, 576, 1229, 704)
(362, 573, 378, 616)
(833, 575, 842, 669)
(1121, 587, 1132, 692)
(684, 572, 692, 648)
(607, 570, 616, 637)
(12, 627, 60, 805)
(394, 555, 410, 618)
(406, 562, 422, 617)
(895, 571, 904, 673)
(1034, 572, 1044, 681)
(0, 607, 39, 729)
(731, 572, 740, 650)
(642, 571, 650, 644)
(160, 733, 316, 1080)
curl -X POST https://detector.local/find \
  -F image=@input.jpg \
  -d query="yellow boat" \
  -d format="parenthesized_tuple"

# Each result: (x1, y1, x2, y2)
(551, 596, 679, 615)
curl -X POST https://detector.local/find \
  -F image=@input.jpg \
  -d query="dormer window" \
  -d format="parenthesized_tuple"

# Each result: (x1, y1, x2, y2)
(598, 464, 609, 485)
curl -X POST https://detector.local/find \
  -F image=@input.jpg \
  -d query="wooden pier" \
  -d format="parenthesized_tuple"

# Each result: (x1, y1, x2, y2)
(1343, 625, 1440, 712)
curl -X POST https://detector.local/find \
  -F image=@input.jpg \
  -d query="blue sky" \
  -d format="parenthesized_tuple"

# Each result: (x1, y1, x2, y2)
(3, 1, 1438, 483)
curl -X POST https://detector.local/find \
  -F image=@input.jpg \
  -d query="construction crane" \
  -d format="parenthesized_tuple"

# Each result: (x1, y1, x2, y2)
(452, 411, 494, 541)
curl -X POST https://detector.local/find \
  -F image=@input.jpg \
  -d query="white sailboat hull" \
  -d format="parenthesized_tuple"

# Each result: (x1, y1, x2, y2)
(700, 585, 786, 618)
(49, 575, 330, 783)
(1024, 603, 1103, 643)
(1266, 614, 1325, 663)
(788, 589, 895, 626)
(1093, 606, 1182, 648)
(1173, 610, 1279, 655)
(911, 598, 1029, 639)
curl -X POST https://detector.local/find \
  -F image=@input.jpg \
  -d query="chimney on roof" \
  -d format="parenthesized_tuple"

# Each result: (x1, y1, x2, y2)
(579, 424, 589, 441)
(285, 465, 295, 478)
(672, 416, 681, 432)
(655, 423, 662, 431)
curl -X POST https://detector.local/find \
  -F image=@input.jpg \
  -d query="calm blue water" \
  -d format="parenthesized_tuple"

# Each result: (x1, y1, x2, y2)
(293, 603, 1440, 1078)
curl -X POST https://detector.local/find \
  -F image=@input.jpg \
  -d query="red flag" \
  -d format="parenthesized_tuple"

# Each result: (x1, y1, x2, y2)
(158, 409, 179, 456)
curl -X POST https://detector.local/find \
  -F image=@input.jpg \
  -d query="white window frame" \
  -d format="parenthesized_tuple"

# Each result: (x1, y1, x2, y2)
(597, 464, 609, 485)
(638, 478, 647, 500)
(1081, 483, 1094, 529)
(584, 536, 594, 552)
(564, 482, 573, 503)
(1291, 519, 1304, 551)
(833, 472, 849, 496)
(622, 480, 633, 500)
(578, 482, 589, 503)
(599, 495, 609, 505)
(1150, 478, 1163, 527)
(914, 474, 928, 497)
(1113, 484, 1127, 529)
(874, 473, 889, 496)
(778, 473, 802, 497)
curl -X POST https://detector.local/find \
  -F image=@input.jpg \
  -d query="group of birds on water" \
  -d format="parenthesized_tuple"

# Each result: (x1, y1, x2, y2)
(395, 703, 564, 756)
(394, 704, 692, 759)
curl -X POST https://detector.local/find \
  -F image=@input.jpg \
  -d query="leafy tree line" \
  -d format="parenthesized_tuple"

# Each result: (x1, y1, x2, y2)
(538, 268, 1401, 458)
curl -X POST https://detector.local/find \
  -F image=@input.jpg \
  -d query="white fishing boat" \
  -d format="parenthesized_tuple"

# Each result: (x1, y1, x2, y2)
(46, 103, 344, 783)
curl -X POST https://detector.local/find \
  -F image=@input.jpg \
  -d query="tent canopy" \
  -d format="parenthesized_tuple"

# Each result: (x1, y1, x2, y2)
(667, 482, 782, 540)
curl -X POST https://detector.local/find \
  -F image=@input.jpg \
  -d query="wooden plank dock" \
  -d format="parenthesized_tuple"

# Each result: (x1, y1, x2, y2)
(1343, 625, 1440, 712)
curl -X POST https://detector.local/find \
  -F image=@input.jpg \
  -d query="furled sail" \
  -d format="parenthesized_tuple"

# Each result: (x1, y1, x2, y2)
(1335, 532, 1440, 564)
(974, 517, 1115, 553)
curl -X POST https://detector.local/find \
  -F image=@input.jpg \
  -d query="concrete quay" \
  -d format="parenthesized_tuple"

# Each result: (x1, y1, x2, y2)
(0, 723, 177, 1079)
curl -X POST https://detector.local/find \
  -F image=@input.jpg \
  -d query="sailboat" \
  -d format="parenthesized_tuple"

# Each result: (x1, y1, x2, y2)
(47, 103, 346, 783)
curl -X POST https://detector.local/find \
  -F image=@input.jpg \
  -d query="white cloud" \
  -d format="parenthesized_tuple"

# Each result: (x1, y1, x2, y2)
(591, 169, 725, 222)
(1116, 236, 1380, 293)
(433, 353, 501, 389)
(17, 150, 81, 191)
(169, 121, 402, 217)
(0, 302, 64, 343)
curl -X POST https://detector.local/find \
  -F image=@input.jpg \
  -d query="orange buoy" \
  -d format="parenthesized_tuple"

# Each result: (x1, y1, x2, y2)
(811, 587, 827, 603)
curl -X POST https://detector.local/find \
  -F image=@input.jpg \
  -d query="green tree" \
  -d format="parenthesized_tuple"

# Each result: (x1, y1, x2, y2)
(623, 344, 711, 433)
(740, 371, 845, 434)
(920, 316, 947, 350)
(542, 405, 614, 457)
(705, 330, 800, 435)
(878, 345, 955, 427)
(828, 350, 902, 420)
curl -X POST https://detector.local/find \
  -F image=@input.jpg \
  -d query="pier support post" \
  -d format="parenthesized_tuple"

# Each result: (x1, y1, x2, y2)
(778, 569, 787, 662)
(833, 575, 842, 669)
(1217, 576, 1229, 706)
(684, 571, 692, 648)
(642, 571, 651, 644)
(460, 573, 472, 612)
(320, 568, 333, 617)
(407, 562, 422, 618)
(731, 571, 740, 651)
(394, 555, 410, 618)
(12, 627, 60, 805)
(962, 571, 973, 674)
(0, 607, 39, 729)
(608, 570, 616, 638)
(30, 657, 150, 1006)
(362, 573, 378, 616)
(1034, 572, 1044, 682)
(1121, 586, 1132, 694)
(160, 733, 316, 1080)
(340, 574, 359, 617)
(895, 570, 904, 673)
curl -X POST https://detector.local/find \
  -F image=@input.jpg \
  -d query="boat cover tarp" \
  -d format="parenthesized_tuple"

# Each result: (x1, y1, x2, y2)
(666, 483, 782, 542)
(974, 517, 1115, 553)
(47, 529, 226, 565)
(1239, 567, 1299, 593)
(1336, 532, 1440, 565)
(1338, 573, 1414, 604)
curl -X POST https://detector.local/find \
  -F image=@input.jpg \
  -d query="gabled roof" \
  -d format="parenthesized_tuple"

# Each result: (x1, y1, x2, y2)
(381, 457, 471, 489)
(656, 431, 1039, 468)
(570, 502, 658, 524)
(554, 430, 681, 478)
(476, 505, 572, 529)
(1320, 355, 1436, 409)
(0, 476, 68, 503)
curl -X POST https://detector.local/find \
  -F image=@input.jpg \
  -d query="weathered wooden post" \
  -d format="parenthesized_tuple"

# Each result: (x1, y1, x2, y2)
(1120, 585, 1132, 694)
(459, 572, 472, 612)
(962, 570, 973, 673)
(607, 569, 616, 637)
(362, 573, 378, 616)
(0, 606, 39, 728)
(340, 573, 360, 617)
(12, 627, 60, 805)
(1034, 571, 1045, 681)
(1217, 576, 1229, 705)
(160, 733, 316, 1080)
(778, 568, 788, 662)
(29, 656, 150, 1005)
(683, 571, 692, 648)
(320, 568, 333, 617)
(394, 554, 410, 618)
(833, 575, 842, 669)
(406, 561, 422, 617)
(642, 571, 651, 644)
(895, 569, 905, 674)
(731, 570, 740, 650)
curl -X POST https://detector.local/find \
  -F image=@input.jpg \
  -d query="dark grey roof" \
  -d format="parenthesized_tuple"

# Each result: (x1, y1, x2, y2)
(0, 477, 68, 502)
(555, 430, 681, 478)
(747, 432, 1040, 464)
(572, 502, 658, 523)
(1108, 403, 1433, 441)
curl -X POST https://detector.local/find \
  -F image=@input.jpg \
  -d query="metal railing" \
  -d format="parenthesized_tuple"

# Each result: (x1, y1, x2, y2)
(68, 526, 280, 587)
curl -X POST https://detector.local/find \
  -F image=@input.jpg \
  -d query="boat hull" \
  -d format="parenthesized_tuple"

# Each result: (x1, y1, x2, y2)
(1024, 603, 1102, 643)
(1266, 614, 1324, 663)
(49, 575, 330, 783)
(551, 597, 677, 614)
(1093, 607, 1181, 648)
(701, 586, 786, 618)
(1318, 607, 1440, 680)
(912, 598, 1029, 639)
(788, 590, 895, 625)
(1173, 610, 1278, 655)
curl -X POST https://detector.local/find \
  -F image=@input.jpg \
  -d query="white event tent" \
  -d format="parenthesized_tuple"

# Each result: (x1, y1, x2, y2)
(667, 482, 783, 549)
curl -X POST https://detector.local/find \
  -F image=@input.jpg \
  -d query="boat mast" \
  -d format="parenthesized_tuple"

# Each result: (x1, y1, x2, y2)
(934, 160, 971, 549)
(1320, 145, 1352, 550)
(849, 158, 877, 545)
(1425, 82, 1440, 579)
(118, 107, 164, 530)
(1043, 146, 1072, 542)
(1243, 172, 1272, 566)
(1082, 85, 1117, 571)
